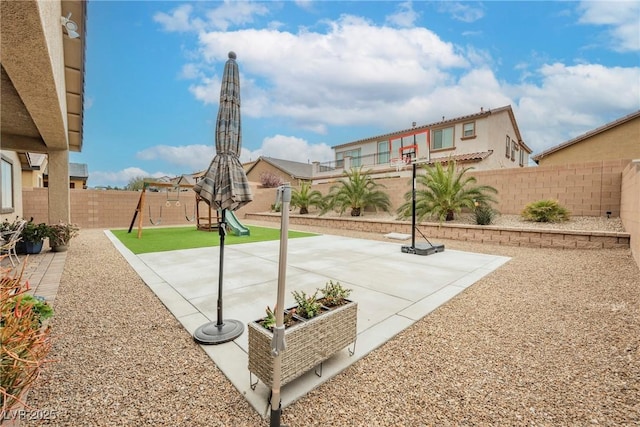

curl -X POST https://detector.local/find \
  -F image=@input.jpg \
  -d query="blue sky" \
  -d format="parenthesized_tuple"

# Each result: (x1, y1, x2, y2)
(75, 1, 640, 188)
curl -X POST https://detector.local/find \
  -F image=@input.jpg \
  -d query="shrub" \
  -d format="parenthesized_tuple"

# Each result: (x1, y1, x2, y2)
(260, 172, 283, 188)
(1, 261, 53, 413)
(474, 204, 498, 225)
(48, 222, 80, 247)
(21, 220, 50, 244)
(521, 199, 570, 223)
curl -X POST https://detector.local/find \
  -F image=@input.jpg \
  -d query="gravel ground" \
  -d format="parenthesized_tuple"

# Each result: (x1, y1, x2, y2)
(22, 220, 639, 426)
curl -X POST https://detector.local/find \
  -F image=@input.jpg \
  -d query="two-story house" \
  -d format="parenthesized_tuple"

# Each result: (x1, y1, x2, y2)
(315, 105, 532, 179)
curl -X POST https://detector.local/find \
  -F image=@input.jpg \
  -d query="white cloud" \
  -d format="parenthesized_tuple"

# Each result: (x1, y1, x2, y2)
(137, 144, 215, 172)
(511, 63, 640, 152)
(163, 5, 639, 164)
(578, 1, 640, 52)
(385, 1, 419, 28)
(241, 135, 334, 164)
(204, 0, 270, 31)
(154, 1, 270, 33)
(88, 167, 169, 188)
(153, 4, 201, 33)
(437, 2, 485, 23)
(189, 15, 468, 132)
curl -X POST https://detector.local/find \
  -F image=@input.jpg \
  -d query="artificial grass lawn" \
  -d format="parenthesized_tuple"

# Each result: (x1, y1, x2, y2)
(111, 226, 317, 255)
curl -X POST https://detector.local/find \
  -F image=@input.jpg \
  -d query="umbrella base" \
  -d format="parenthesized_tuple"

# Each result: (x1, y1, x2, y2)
(193, 320, 244, 345)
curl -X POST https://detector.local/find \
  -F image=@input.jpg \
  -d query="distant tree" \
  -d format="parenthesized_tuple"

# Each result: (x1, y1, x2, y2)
(260, 172, 283, 188)
(322, 167, 391, 217)
(291, 181, 324, 214)
(396, 161, 498, 222)
(125, 176, 148, 191)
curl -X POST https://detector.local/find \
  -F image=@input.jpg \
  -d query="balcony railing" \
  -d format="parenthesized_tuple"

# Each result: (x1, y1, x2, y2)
(314, 152, 406, 177)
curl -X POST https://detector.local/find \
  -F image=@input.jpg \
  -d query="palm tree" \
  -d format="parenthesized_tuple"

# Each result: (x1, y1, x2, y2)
(397, 161, 498, 222)
(291, 181, 324, 214)
(323, 167, 391, 217)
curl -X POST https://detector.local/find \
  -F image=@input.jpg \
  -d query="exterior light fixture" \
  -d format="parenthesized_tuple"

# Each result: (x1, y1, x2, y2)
(61, 13, 80, 39)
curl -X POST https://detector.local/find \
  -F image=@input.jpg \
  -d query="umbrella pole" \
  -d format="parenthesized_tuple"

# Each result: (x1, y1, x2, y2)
(217, 209, 226, 326)
(193, 208, 244, 345)
(270, 184, 290, 427)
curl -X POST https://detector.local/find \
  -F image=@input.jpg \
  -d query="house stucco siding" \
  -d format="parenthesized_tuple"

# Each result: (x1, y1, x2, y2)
(536, 116, 640, 166)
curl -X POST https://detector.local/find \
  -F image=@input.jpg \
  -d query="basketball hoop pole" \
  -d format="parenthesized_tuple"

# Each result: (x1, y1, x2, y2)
(401, 159, 445, 256)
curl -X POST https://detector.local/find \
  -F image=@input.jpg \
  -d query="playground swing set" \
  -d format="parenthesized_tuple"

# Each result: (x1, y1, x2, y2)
(128, 180, 220, 238)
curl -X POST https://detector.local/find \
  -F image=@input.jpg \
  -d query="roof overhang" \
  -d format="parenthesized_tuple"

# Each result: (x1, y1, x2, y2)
(0, 0, 86, 154)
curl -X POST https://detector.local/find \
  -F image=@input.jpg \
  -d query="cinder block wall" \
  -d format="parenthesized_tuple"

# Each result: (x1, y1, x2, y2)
(22, 160, 631, 229)
(620, 160, 640, 266)
(470, 159, 628, 216)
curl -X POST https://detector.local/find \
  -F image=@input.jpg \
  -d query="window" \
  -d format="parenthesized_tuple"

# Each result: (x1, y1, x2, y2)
(377, 141, 390, 164)
(462, 122, 475, 138)
(511, 140, 517, 161)
(1, 157, 14, 212)
(336, 148, 361, 168)
(432, 127, 454, 150)
(390, 138, 402, 158)
(505, 136, 511, 158)
(519, 149, 527, 167)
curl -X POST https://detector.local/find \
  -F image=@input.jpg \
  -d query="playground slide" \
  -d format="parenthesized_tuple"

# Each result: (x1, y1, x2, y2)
(225, 210, 250, 236)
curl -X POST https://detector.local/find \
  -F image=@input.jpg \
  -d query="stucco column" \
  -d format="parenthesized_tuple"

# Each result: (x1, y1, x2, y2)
(47, 150, 70, 223)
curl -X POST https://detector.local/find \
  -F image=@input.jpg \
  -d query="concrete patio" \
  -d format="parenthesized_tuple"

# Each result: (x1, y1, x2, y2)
(105, 231, 510, 416)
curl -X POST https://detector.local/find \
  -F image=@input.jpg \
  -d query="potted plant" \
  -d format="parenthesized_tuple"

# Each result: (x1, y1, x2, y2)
(19, 220, 51, 254)
(48, 222, 79, 252)
(1, 262, 53, 415)
(248, 281, 357, 389)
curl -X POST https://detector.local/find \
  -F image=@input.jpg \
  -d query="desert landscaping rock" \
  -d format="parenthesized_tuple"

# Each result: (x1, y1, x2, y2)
(23, 219, 638, 426)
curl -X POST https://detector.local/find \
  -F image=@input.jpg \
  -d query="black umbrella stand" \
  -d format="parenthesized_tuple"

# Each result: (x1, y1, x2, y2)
(194, 209, 244, 344)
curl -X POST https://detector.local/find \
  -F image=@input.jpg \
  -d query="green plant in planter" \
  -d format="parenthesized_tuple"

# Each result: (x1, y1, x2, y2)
(21, 221, 50, 244)
(319, 280, 352, 307)
(0, 217, 22, 235)
(1, 263, 53, 413)
(291, 290, 322, 319)
(261, 306, 296, 330)
(48, 222, 80, 248)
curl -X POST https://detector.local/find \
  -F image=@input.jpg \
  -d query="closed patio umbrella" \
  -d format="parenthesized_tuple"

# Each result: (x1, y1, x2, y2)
(193, 51, 253, 345)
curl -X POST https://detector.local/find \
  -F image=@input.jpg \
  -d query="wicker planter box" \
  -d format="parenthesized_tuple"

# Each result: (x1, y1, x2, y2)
(248, 300, 357, 388)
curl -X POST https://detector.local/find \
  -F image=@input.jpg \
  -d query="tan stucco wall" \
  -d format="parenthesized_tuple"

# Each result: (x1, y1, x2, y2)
(620, 160, 640, 266)
(536, 117, 640, 166)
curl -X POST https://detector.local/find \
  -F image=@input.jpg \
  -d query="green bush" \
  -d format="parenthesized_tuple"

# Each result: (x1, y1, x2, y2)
(521, 199, 570, 223)
(474, 204, 497, 225)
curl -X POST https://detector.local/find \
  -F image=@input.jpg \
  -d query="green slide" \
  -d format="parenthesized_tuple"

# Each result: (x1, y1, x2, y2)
(225, 210, 250, 236)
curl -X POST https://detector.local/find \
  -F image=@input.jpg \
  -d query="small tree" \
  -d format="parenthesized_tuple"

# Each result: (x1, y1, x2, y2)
(125, 176, 148, 191)
(397, 161, 498, 222)
(259, 172, 283, 188)
(323, 167, 391, 217)
(291, 181, 324, 214)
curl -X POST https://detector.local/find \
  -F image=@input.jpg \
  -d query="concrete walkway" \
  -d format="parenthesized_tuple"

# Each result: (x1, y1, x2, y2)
(105, 231, 510, 416)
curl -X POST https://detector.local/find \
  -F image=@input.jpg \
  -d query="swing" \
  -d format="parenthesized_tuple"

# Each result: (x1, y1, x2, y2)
(149, 204, 162, 225)
(184, 203, 196, 222)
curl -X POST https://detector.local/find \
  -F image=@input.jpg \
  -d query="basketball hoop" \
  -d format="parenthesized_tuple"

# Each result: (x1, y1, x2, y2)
(390, 158, 405, 172)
